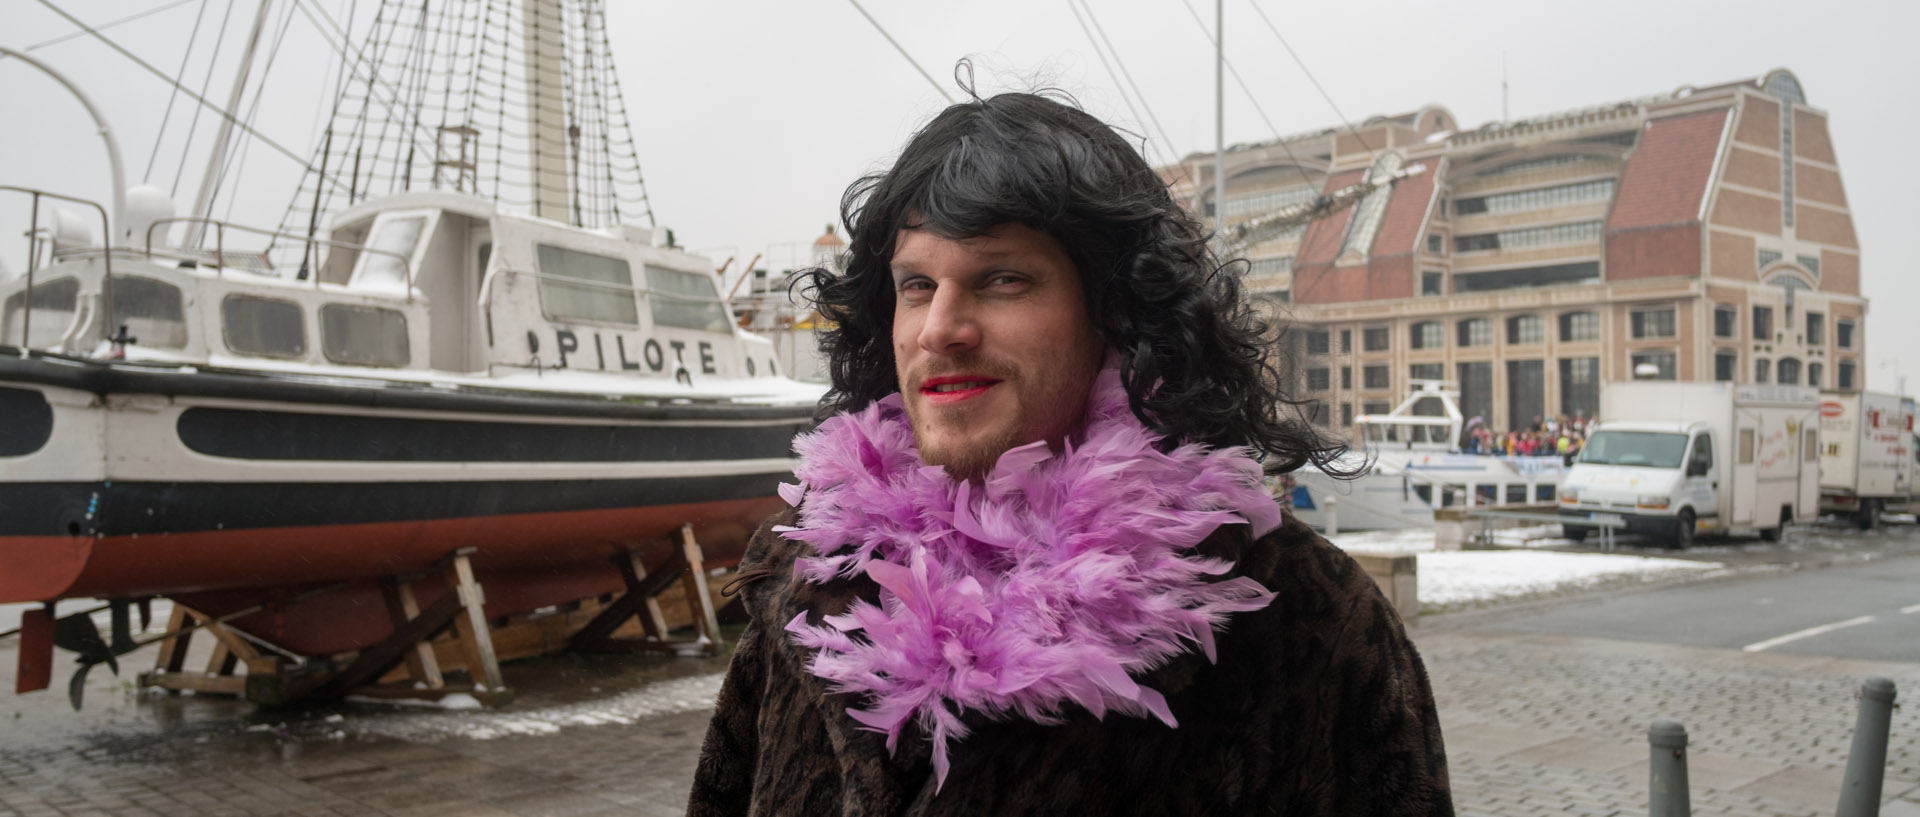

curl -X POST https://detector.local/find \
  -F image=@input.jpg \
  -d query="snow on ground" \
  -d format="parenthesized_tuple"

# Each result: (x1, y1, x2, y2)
(1328, 527, 1724, 612)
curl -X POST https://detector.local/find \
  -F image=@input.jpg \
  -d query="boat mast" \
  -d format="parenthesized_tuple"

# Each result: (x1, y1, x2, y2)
(183, 0, 273, 249)
(524, 0, 572, 223)
(1212, 0, 1225, 256)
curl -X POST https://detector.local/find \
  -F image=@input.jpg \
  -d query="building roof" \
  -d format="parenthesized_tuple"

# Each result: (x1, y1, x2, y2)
(1606, 109, 1730, 231)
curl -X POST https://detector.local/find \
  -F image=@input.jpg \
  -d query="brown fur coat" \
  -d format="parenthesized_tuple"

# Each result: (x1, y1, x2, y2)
(688, 507, 1452, 816)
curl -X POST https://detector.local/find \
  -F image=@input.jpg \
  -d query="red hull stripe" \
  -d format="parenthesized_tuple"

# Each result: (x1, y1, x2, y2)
(1, 495, 788, 603)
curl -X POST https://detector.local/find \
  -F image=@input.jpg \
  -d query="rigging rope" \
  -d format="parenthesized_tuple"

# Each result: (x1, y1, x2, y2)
(169, 0, 239, 200)
(1066, 0, 1176, 171)
(1243, 0, 1378, 157)
(1174, 0, 1323, 190)
(142, 0, 213, 183)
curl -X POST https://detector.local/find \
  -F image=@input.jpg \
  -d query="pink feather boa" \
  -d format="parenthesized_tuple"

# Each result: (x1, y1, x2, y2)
(776, 364, 1281, 789)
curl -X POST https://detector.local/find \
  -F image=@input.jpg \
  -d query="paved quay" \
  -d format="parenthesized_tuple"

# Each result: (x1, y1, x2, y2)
(4, 540, 1919, 816)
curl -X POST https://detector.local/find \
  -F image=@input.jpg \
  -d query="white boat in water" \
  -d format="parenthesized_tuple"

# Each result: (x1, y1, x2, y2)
(1290, 380, 1567, 531)
(0, 1, 821, 681)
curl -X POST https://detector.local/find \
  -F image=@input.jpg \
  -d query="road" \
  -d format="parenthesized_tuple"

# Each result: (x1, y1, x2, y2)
(1478, 552, 1920, 663)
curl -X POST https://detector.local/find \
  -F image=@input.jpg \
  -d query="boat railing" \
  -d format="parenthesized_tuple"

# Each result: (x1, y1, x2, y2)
(0, 185, 114, 351)
(142, 217, 415, 302)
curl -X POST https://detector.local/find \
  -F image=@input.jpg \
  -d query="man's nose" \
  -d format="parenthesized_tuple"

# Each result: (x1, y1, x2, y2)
(917, 287, 981, 354)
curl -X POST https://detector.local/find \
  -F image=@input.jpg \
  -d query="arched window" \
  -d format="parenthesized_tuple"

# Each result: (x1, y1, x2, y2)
(1777, 358, 1801, 386)
(1410, 321, 1443, 350)
(1457, 318, 1492, 347)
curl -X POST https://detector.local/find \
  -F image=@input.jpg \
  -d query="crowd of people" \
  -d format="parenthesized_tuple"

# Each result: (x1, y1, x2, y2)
(1461, 413, 1593, 459)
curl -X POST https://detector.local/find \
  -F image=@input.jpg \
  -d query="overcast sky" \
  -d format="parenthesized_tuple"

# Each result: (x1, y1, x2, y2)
(5, 0, 1916, 391)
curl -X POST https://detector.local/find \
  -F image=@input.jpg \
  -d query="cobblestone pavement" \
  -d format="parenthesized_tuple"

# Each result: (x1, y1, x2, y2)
(6, 547, 1920, 816)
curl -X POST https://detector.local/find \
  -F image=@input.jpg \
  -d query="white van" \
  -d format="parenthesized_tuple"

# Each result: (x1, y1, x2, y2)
(1558, 382, 1820, 548)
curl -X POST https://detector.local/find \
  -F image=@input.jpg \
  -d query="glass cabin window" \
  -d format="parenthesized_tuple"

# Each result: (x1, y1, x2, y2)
(321, 304, 410, 366)
(646, 266, 731, 332)
(112, 275, 188, 349)
(222, 295, 305, 358)
(1, 276, 80, 348)
(537, 244, 639, 325)
(354, 216, 426, 291)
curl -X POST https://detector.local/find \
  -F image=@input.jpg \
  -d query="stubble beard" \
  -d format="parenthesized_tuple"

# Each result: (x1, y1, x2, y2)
(913, 416, 1021, 482)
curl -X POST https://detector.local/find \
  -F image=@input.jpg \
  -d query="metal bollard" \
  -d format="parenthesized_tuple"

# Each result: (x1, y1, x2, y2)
(1649, 719, 1690, 817)
(1836, 677, 1899, 817)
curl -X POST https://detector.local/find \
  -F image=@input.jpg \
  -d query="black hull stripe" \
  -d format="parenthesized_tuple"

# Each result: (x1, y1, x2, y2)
(178, 407, 810, 462)
(0, 476, 790, 537)
(0, 347, 822, 422)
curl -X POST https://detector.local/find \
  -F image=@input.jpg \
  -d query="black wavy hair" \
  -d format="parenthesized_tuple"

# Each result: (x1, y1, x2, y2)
(799, 89, 1347, 474)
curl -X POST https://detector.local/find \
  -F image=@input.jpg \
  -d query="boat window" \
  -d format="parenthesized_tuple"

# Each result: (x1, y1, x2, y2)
(222, 295, 306, 358)
(320, 303, 410, 367)
(645, 265, 732, 332)
(1, 276, 80, 348)
(355, 216, 426, 291)
(1505, 484, 1528, 504)
(1535, 484, 1556, 502)
(536, 244, 639, 325)
(112, 275, 188, 349)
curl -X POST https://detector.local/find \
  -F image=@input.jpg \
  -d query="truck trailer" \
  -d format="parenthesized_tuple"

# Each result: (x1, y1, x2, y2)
(1559, 381, 1820, 548)
(1817, 391, 1914, 529)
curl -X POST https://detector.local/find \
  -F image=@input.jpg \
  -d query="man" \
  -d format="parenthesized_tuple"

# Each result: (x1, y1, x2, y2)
(689, 91, 1452, 816)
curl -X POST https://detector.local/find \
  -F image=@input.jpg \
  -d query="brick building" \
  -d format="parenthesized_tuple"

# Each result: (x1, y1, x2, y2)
(1167, 68, 1862, 433)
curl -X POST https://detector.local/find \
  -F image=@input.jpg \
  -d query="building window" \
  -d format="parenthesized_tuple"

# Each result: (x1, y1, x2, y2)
(1631, 307, 1676, 339)
(1506, 314, 1544, 345)
(1306, 367, 1331, 391)
(1305, 330, 1330, 355)
(1363, 365, 1390, 389)
(1507, 360, 1545, 433)
(1410, 363, 1444, 382)
(1777, 358, 1801, 386)
(1457, 318, 1492, 347)
(1559, 311, 1599, 342)
(1457, 362, 1494, 430)
(1837, 319, 1855, 349)
(1714, 305, 1737, 339)
(1341, 152, 1403, 256)
(1363, 400, 1391, 416)
(1559, 357, 1600, 419)
(1411, 321, 1443, 350)
(1339, 329, 1352, 353)
(1757, 248, 1782, 270)
(1426, 233, 1444, 255)
(1453, 220, 1603, 253)
(1805, 312, 1824, 346)
(1340, 403, 1354, 426)
(1422, 271, 1446, 296)
(1308, 401, 1330, 427)
(1838, 360, 1856, 390)
(1798, 255, 1821, 277)
(1755, 358, 1771, 384)
(1451, 179, 1616, 217)
(1631, 350, 1677, 380)
(1223, 185, 1318, 218)
(1808, 362, 1823, 388)
(1248, 256, 1294, 277)
(1753, 306, 1774, 341)
(1363, 326, 1390, 351)
(1340, 366, 1352, 390)
(1714, 351, 1737, 382)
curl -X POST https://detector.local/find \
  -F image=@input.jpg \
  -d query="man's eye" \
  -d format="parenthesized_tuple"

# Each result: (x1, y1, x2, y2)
(987, 273, 1026, 288)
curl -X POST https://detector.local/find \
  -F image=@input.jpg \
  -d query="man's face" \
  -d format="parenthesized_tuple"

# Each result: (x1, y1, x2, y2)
(891, 223, 1106, 479)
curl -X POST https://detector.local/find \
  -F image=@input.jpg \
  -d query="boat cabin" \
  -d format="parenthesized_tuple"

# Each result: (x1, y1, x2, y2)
(0, 189, 784, 392)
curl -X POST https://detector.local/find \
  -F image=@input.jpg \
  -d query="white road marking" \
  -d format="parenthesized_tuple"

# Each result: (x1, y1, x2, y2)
(1900, 602, 1920, 615)
(1742, 615, 1878, 652)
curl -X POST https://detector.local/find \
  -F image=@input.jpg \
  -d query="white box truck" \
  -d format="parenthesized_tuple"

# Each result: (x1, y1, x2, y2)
(1817, 391, 1914, 528)
(1558, 381, 1820, 548)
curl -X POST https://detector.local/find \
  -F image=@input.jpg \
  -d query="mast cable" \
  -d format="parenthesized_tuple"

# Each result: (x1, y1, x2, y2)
(17, 0, 200, 53)
(845, 0, 954, 104)
(1243, 0, 1377, 156)
(1066, 0, 1178, 174)
(168, 0, 240, 200)
(1175, 0, 1319, 189)
(29, 0, 337, 190)
(142, 0, 213, 183)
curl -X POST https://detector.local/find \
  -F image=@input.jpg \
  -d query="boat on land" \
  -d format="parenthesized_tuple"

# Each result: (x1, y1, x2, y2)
(0, 0, 820, 678)
(1290, 380, 1568, 531)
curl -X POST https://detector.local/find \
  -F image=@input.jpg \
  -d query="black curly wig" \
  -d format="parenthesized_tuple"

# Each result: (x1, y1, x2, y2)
(799, 90, 1347, 474)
